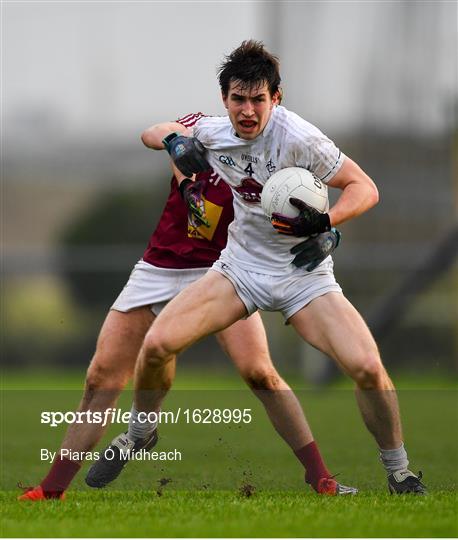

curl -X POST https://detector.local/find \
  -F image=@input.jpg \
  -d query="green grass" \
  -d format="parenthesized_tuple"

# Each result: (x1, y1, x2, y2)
(1, 370, 457, 537)
(2, 490, 457, 537)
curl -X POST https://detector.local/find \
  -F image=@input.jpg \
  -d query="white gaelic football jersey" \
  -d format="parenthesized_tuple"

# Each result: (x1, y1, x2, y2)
(192, 105, 345, 275)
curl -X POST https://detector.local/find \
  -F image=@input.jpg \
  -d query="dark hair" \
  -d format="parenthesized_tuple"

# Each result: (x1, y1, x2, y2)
(218, 40, 281, 97)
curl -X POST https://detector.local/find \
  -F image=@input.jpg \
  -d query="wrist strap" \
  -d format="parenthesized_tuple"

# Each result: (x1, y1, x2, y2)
(331, 227, 342, 247)
(319, 213, 331, 232)
(179, 178, 193, 199)
(162, 132, 179, 151)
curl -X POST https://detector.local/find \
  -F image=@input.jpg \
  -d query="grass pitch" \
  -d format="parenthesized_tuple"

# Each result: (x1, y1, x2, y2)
(2, 490, 457, 538)
(1, 370, 457, 537)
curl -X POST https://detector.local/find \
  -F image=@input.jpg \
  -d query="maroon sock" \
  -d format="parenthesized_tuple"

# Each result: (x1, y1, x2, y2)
(294, 441, 332, 492)
(40, 456, 81, 497)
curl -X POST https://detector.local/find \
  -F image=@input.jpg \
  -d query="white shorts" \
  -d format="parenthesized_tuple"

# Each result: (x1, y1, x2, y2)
(111, 260, 209, 316)
(211, 256, 342, 321)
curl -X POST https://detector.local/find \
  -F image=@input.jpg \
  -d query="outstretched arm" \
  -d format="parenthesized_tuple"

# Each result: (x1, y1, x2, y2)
(141, 122, 191, 150)
(142, 121, 210, 178)
(140, 120, 211, 227)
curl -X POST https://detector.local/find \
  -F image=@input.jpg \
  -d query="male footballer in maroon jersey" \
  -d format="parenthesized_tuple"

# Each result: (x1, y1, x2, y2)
(19, 112, 349, 501)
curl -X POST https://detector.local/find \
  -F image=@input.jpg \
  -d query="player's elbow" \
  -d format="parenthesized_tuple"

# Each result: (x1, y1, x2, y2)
(141, 128, 159, 149)
(366, 178, 379, 209)
(141, 122, 188, 150)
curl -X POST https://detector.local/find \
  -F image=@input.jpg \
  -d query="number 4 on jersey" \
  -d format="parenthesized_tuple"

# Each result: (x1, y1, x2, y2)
(244, 163, 254, 177)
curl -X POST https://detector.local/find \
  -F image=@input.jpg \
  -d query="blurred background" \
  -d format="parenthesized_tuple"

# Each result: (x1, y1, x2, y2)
(3, 1, 457, 383)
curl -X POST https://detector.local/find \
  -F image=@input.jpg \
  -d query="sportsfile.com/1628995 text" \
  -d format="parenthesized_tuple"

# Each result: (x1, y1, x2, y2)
(40, 408, 253, 427)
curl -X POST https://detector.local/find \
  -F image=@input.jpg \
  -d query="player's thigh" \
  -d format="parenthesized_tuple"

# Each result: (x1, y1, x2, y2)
(289, 292, 380, 376)
(216, 312, 271, 369)
(146, 270, 247, 354)
(89, 307, 156, 383)
(216, 313, 290, 390)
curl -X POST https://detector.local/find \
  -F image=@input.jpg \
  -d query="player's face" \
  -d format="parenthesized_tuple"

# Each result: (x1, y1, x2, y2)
(222, 80, 279, 140)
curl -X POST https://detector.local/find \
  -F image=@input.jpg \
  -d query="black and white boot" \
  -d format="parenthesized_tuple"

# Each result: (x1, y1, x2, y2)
(85, 431, 158, 488)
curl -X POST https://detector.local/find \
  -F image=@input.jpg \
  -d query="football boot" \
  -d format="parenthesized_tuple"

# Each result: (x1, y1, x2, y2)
(388, 470, 426, 494)
(317, 476, 358, 495)
(85, 430, 158, 488)
(18, 484, 65, 501)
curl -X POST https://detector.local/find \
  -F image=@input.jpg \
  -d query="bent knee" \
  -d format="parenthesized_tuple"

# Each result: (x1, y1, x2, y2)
(141, 332, 177, 368)
(86, 359, 129, 392)
(352, 355, 387, 389)
(244, 367, 283, 391)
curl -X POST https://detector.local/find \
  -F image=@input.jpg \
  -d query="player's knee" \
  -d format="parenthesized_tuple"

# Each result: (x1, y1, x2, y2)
(85, 359, 128, 392)
(353, 355, 385, 389)
(142, 332, 175, 368)
(244, 367, 282, 391)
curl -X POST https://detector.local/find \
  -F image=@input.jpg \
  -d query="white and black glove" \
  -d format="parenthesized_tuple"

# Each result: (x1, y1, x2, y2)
(163, 132, 211, 178)
(290, 228, 341, 270)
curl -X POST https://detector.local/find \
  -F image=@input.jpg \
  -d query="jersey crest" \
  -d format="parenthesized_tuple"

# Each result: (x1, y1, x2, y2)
(187, 195, 224, 241)
(234, 177, 263, 204)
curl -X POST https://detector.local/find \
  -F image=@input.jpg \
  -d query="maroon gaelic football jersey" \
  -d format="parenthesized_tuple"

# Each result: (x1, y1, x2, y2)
(142, 113, 233, 269)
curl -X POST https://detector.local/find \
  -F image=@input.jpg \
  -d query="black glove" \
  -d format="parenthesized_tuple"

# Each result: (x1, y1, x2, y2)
(163, 132, 211, 178)
(290, 228, 341, 270)
(179, 178, 210, 228)
(271, 197, 331, 237)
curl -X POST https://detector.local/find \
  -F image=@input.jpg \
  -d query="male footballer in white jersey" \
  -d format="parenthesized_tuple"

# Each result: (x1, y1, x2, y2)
(18, 110, 350, 501)
(111, 40, 426, 494)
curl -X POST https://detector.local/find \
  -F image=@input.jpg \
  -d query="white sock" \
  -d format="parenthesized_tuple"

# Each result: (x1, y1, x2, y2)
(127, 404, 158, 442)
(379, 443, 409, 475)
